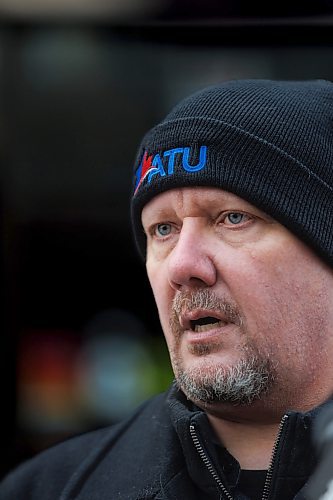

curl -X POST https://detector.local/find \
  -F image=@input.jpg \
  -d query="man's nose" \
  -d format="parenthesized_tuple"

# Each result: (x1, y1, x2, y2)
(167, 220, 217, 291)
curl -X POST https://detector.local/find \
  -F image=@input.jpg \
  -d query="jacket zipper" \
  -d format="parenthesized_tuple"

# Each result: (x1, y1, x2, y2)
(190, 423, 233, 500)
(261, 414, 289, 500)
(190, 413, 289, 500)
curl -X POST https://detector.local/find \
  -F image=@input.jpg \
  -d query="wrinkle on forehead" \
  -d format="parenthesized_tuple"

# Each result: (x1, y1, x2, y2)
(172, 187, 210, 216)
(149, 186, 266, 218)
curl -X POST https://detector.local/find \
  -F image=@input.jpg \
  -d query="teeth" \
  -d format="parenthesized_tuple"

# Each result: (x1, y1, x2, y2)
(193, 320, 225, 333)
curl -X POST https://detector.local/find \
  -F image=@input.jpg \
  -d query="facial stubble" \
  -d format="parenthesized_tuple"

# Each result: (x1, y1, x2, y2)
(169, 290, 274, 406)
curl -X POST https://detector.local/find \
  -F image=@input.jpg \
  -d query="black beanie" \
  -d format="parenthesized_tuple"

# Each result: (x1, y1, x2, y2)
(131, 78, 333, 265)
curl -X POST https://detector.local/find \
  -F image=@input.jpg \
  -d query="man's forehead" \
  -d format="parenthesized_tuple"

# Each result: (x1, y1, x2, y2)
(143, 186, 261, 211)
(142, 186, 274, 221)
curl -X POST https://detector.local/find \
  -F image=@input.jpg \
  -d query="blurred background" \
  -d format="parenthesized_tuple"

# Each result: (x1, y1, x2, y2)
(1, 0, 333, 480)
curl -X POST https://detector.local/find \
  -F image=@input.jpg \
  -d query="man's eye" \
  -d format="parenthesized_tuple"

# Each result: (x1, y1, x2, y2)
(155, 223, 172, 236)
(225, 212, 248, 225)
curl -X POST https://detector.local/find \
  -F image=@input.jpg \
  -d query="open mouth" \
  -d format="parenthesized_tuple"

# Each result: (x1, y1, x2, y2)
(190, 316, 227, 333)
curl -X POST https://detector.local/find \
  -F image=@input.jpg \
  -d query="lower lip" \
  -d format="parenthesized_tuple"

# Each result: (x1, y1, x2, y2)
(183, 325, 230, 344)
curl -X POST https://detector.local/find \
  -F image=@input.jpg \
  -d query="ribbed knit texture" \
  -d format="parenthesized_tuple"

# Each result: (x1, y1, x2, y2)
(131, 79, 333, 265)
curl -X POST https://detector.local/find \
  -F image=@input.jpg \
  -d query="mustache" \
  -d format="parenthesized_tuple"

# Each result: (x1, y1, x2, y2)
(170, 289, 243, 329)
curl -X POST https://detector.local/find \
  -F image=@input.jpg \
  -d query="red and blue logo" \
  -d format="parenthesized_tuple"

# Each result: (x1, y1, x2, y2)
(134, 145, 207, 195)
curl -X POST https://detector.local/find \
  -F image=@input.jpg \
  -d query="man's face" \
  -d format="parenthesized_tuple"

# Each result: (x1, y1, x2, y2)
(141, 187, 333, 418)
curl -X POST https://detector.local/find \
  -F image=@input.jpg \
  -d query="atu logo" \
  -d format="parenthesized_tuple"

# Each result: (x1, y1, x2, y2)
(134, 145, 207, 195)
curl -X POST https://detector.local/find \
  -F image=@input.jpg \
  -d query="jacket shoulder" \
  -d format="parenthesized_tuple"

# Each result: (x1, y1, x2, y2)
(0, 391, 171, 500)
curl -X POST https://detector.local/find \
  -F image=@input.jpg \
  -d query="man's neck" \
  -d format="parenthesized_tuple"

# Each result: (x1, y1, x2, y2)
(207, 413, 283, 470)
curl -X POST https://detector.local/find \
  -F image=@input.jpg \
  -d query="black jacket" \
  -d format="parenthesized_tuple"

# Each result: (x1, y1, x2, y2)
(0, 382, 327, 499)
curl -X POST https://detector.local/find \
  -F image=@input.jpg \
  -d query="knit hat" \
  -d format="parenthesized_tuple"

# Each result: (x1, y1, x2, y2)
(131, 78, 333, 265)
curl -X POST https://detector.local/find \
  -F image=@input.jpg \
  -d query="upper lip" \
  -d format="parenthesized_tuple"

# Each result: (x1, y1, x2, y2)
(179, 309, 229, 331)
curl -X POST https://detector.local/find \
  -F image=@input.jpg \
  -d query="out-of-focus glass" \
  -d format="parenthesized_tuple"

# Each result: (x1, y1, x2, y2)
(17, 309, 174, 440)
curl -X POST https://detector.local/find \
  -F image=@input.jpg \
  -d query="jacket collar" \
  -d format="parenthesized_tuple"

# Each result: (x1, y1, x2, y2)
(166, 383, 333, 499)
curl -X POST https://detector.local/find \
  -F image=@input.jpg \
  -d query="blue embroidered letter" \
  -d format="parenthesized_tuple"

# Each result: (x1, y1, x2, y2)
(163, 148, 184, 174)
(147, 154, 166, 182)
(182, 146, 207, 172)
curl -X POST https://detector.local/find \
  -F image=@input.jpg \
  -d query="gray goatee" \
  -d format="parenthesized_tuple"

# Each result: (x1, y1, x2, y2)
(170, 289, 274, 406)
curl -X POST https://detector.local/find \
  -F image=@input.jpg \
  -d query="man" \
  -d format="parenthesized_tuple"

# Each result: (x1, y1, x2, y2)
(1, 78, 333, 499)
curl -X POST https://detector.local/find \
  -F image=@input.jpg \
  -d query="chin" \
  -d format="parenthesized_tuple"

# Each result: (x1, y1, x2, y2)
(173, 355, 273, 407)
